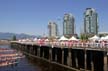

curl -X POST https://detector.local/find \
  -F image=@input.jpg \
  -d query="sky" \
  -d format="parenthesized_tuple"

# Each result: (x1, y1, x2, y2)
(0, 0, 108, 36)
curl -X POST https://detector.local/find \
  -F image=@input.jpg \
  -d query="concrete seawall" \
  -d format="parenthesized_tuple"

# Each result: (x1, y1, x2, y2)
(11, 42, 108, 71)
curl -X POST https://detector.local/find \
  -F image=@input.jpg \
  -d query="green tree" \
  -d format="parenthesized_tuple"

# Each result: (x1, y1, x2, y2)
(12, 35, 17, 41)
(80, 34, 88, 42)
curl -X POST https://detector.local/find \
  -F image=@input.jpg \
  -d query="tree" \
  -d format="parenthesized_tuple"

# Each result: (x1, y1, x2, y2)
(80, 34, 88, 42)
(12, 35, 17, 41)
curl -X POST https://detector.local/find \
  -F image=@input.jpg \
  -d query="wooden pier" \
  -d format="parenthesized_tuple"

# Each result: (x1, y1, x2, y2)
(11, 41, 108, 71)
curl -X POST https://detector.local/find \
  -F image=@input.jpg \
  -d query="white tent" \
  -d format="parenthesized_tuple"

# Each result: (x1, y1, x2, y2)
(89, 35, 100, 41)
(100, 37, 105, 41)
(33, 38, 37, 41)
(104, 35, 108, 40)
(59, 36, 68, 41)
(69, 36, 78, 41)
(22, 39, 26, 42)
(45, 39, 49, 42)
(37, 39, 41, 42)
(18, 39, 22, 42)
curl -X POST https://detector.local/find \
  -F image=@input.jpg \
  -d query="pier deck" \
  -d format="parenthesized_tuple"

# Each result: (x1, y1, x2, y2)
(11, 41, 108, 71)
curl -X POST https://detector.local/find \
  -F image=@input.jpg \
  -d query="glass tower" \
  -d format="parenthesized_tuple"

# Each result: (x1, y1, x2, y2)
(63, 13, 75, 37)
(84, 8, 98, 35)
(48, 21, 58, 37)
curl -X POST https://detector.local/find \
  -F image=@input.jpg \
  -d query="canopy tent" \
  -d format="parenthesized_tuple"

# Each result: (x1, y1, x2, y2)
(33, 38, 37, 41)
(104, 35, 108, 40)
(18, 39, 22, 42)
(45, 39, 49, 42)
(99, 37, 105, 41)
(89, 35, 100, 41)
(69, 36, 79, 41)
(37, 39, 41, 42)
(59, 36, 68, 41)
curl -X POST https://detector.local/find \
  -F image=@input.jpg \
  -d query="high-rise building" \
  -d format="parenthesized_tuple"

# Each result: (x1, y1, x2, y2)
(63, 13, 75, 38)
(84, 8, 98, 35)
(48, 21, 58, 37)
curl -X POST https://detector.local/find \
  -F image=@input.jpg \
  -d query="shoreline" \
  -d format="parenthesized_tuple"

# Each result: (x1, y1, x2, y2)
(0, 41, 10, 45)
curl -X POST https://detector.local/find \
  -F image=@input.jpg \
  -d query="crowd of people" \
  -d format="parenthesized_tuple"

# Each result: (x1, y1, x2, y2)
(17, 35, 108, 48)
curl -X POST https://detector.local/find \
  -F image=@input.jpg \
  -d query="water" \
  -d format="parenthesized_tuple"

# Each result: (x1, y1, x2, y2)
(0, 45, 41, 71)
(0, 45, 74, 71)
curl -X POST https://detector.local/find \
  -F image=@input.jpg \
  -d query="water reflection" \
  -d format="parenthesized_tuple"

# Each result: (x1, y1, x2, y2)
(0, 45, 41, 71)
(27, 56, 74, 71)
(0, 45, 74, 71)
(0, 58, 41, 71)
(0, 46, 24, 67)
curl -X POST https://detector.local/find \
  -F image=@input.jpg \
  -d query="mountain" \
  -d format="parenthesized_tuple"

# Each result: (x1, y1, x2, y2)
(0, 32, 37, 40)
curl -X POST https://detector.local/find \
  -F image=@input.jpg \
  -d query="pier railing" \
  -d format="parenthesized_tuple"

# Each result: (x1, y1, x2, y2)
(11, 41, 108, 51)
(10, 41, 108, 71)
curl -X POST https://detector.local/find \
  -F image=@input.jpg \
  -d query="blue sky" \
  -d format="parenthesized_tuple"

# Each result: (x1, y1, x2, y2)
(0, 0, 108, 36)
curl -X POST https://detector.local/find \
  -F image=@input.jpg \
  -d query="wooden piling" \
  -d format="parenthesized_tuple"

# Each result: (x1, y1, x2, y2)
(75, 50, 78, 68)
(67, 48, 72, 67)
(62, 48, 64, 65)
(42, 48, 44, 58)
(49, 48, 52, 61)
(84, 47, 87, 71)
(37, 47, 40, 57)
(104, 55, 107, 71)
(91, 61, 94, 71)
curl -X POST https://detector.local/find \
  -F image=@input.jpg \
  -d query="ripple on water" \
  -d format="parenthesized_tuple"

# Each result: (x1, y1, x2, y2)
(0, 45, 41, 71)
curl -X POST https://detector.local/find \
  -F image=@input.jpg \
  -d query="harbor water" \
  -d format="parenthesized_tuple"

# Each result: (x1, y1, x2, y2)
(0, 45, 74, 71)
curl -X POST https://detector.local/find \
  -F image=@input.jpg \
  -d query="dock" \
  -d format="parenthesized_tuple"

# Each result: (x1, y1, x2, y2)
(11, 41, 108, 71)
